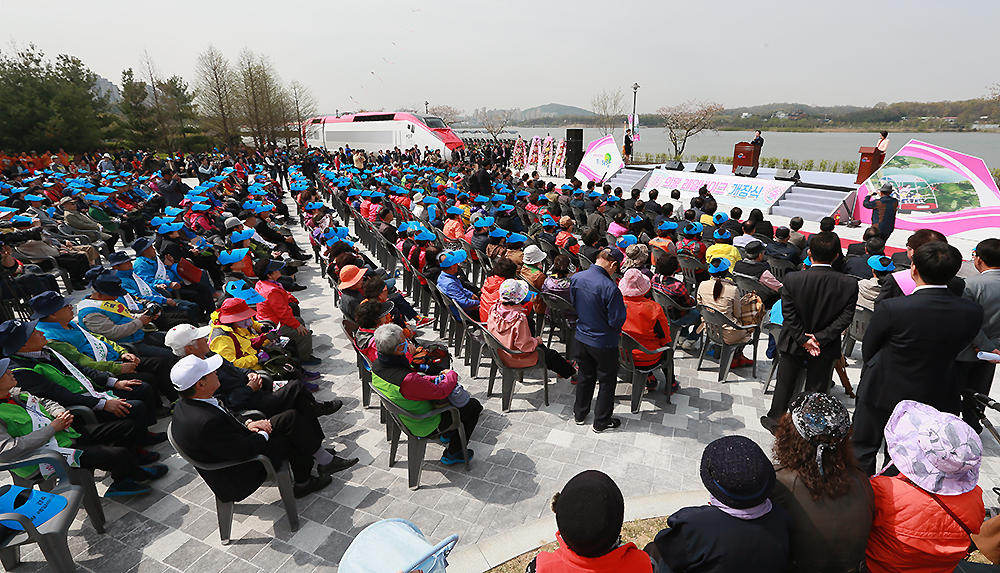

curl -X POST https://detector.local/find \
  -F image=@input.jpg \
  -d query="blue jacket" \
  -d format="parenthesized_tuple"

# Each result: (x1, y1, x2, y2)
(133, 255, 180, 288)
(437, 271, 478, 313)
(35, 321, 123, 361)
(115, 270, 169, 304)
(862, 194, 899, 235)
(570, 264, 626, 348)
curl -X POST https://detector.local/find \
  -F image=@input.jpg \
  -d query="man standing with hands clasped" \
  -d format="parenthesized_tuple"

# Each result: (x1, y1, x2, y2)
(956, 238, 1000, 432)
(570, 248, 627, 432)
(761, 233, 858, 433)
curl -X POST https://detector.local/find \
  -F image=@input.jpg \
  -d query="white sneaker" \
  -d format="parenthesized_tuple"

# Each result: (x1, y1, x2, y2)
(681, 338, 699, 351)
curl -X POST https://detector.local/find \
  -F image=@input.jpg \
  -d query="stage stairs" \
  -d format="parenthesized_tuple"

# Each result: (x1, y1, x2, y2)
(770, 186, 852, 222)
(604, 166, 654, 192)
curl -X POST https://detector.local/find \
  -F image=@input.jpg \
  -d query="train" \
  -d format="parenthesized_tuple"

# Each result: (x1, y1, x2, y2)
(302, 112, 464, 160)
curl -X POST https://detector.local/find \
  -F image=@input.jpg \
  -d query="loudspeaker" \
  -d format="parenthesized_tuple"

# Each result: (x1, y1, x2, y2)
(695, 162, 716, 174)
(565, 129, 584, 178)
(734, 165, 758, 177)
(663, 160, 685, 171)
(775, 168, 801, 181)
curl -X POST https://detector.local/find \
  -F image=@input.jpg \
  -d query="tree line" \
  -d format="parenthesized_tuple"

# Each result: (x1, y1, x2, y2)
(0, 44, 318, 153)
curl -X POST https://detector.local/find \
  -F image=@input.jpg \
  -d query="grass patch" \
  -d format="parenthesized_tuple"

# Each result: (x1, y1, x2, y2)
(485, 515, 671, 573)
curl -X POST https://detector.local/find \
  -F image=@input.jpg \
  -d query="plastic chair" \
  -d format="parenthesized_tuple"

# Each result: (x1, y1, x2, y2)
(577, 253, 594, 270)
(540, 293, 577, 359)
(370, 385, 470, 489)
(677, 255, 707, 294)
(763, 321, 783, 393)
(167, 421, 299, 545)
(537, 239, 560, 268)
(651, 288, 697, 353)
(480, 330, 549, 412)
(764, 257, 799, 282)
(12, 249, 72, 294)
(341, 319, 375, 409)
(732, 272, 780, 308)
(619, 332, 673, 412)
(436, 291, 469, 358)
(340, 518, 458, 573)
(841, 305, 873, 359)
(696, 306, 760, 382)
(0, 450, 84, 573)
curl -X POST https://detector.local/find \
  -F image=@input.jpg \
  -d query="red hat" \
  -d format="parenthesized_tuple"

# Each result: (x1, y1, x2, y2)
(217, 298, 255, 324)
(339, 265, 365, 289)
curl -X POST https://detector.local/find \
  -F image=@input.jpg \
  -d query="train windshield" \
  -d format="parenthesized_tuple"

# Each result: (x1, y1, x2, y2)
(423, 117, 447, 129)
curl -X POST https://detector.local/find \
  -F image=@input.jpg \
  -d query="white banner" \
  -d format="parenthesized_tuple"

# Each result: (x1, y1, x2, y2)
(643, 169, 793, 211)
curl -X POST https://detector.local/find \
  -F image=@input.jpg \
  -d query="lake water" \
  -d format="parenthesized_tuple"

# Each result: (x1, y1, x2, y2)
(509, 128, 1000, 169)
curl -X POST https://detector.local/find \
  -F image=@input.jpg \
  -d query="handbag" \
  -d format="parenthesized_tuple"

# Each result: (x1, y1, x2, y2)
(738, 291, 765, 326)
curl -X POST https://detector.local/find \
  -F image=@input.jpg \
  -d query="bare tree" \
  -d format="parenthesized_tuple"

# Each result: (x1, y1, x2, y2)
(474, 107, 512, 142)
(591, 88, 627, 136)
(657, 100, 725, 159)
(139, 51, 171, 148)
(235, 49, 288, 148)
(288, 80, 317, 146)
(195, 45, 238, 147)
(428, 104, 463, 125)
(397, 102, 421, 113)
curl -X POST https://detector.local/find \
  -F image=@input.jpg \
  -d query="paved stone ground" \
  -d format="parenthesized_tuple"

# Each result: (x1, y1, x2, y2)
(6, 190, 1000, 573)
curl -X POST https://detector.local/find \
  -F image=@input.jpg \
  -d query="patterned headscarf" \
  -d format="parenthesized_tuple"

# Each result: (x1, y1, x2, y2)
(622, 244, 649, 271)
(499, 278, 531, 304)
(789, 393, 850, 476)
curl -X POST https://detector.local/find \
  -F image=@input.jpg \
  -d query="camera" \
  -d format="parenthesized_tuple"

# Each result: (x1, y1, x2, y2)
(143, 302, 162, 316)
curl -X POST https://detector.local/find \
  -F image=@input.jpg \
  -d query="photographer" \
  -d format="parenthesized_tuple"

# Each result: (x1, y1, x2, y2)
(108, 251, 201, 326)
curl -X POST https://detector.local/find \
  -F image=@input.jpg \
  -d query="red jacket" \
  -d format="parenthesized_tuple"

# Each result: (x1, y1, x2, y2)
(254, 279, 301, 329)
(535, 533, 652, 573)
(622, 296, 671, 366)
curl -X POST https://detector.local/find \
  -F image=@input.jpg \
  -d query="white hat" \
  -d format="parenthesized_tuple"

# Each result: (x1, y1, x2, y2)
(522, 244, 546, 266)
(170, 354, 223, 391)
(224, 217, 242, 229)
(165, 324, 213, 357)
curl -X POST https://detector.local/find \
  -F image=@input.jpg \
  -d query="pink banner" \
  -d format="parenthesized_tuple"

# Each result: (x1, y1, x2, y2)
(854, 139, 1000, 235)
(643, 169, 792, 211)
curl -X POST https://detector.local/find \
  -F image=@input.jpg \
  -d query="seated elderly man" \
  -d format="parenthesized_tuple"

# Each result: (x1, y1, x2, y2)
(0, 356, 168, 497)
(77, 271, 175, 361)
(436, 250, 480, 321)
(370, 323, 482, 466)
(170, 354, 358, 500)
(167, 323, 342, 423)
(107, 250, 200, 325)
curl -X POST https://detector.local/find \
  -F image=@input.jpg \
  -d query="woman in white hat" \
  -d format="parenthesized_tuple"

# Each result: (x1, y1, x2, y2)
(865, 400, 984, 573)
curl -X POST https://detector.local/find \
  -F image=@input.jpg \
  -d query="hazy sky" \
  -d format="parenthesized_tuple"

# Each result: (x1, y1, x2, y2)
(1, 0, 996, 117)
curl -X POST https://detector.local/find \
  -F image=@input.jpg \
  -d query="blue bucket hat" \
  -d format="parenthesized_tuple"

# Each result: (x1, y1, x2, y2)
(107, 251, 134, 266)
(440, 250, 468, 267)
(713, 212, 730, 225)
(540, 216, 556, 227)
(28, 291, 72, 320)
(713, 229, 732, 240)
(165, 207, 184, 217)
(131, 237, 153, 255)
(446, 206, 464, 215)
(474, 195, 489, 203)
(305, 201, 325, 210)
(253, 204, 274, 213)
(157, 223, 184, 234)
(491, 194, 506, 202)
(24, 194, 45, 202)
(683, 222, 703, 236)
(415, 229, 436, 241)
(628, 215, 643, 224)
(225, 280, 265, 305)
(707, 257, 731, 274)
(506, 233, 528, 245)
(231, 228, 255, 243)
(421, 196, 439, 204)
(218, 248, 250, 265)
(474, 216, 495, 228)
(489, 228, 510, 238)
(190, 203, 210, 212)
(658, 220, 678, 231)
(497, 204, 515, 212)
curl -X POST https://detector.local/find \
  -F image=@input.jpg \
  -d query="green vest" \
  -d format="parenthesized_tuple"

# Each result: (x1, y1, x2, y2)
(371, 373, 439, 437)
(0, 395, 80, 478)
(12, 362, 115, 400)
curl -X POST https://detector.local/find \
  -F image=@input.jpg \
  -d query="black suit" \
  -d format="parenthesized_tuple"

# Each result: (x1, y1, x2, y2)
(874, 272, 965, 305)
(172, 398, 324, 502)
(766, 266, 858, 419)
(852, 287, 983, 475)
(844, 255, 874, 278)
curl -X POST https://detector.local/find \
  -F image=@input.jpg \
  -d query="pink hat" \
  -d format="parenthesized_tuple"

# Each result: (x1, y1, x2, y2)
(619, 268, 651, 297)
(884, 400, 981, 496)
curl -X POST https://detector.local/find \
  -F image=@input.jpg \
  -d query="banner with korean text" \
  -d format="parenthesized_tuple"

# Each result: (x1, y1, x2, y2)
(642, 169, 793, 211)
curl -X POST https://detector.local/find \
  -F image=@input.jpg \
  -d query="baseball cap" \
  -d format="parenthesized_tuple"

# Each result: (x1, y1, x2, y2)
(165, 324, 212, 356)
(170, 354, 223, 391)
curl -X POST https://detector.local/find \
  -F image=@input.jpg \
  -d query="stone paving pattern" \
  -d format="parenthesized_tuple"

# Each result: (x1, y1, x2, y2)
(6, 195, 1000, 573)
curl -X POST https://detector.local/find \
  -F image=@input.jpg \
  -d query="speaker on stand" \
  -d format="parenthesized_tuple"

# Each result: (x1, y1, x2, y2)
(565, 128, 584, 178)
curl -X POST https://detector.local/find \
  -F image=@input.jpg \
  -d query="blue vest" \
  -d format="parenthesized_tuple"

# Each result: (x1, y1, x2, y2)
(35, 321, 121, 361)
(115, 270, 167, 304)
(75, 299, 145, 345)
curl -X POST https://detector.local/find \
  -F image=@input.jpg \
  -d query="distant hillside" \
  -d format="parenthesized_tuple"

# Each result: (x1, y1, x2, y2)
(722, 102, 866, 117)
(512, 103, 594, 121)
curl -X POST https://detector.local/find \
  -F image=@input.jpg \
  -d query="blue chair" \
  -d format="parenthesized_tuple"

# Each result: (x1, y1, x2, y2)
(340, 518, 458, 573)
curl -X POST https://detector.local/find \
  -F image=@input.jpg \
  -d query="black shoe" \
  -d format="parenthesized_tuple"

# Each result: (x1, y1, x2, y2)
(593, 418, 622, 433)
(315, 399, 343, 417)
(317, 455, 359, 477)
(760, 415, 778, 435)
(287, 284, 307, 292)
(142, 431, 167, 446)
(293, 475, 333, 498)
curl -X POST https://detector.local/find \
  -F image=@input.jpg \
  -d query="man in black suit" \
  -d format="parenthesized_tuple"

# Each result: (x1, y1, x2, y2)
(170, 355, 358, 501)
(761, 233, 858, 432)
(874, 229, 964, 304)
(845, 238, 885, 278)
(852, 242, 983, 475)
(846, 226, 882, 258)
(765, 227, 802, 266)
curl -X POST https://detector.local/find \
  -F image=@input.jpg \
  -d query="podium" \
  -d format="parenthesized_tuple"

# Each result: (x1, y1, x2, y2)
(732, 142, 760, 173)
(856, 146, 885, 184)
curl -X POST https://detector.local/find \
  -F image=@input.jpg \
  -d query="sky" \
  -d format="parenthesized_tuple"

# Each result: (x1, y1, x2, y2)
(1, 0, 997, 117)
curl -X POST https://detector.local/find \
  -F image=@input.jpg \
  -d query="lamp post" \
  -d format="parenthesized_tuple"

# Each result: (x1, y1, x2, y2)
(424, 101, 429, 114)
(631, 83, 640, 161)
